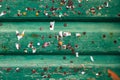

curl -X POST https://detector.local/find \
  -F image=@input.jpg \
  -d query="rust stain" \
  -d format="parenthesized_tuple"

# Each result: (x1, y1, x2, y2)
(108, 69, 120, 80)
(31, 34, 39, 38)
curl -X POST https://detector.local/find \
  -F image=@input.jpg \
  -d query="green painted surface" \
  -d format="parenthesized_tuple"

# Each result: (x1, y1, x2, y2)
(0, 0, 120, 79)
(0, 55, 120, 80)
(0, 0, 120, 19)
(0, 21, 120, 79)
(0, 22, 120, 55)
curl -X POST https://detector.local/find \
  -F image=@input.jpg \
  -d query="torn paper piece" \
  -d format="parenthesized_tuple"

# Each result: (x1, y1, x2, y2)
(50, 21, 55, 30)
(43, 42, 50, 47)
(96, 73, 99, 76)
(15, 43, 20, 50)
(105, 2, 109, 7)
(45, 12, 48, 16)
(16, 30, 25, 40)
(16, 30, 19, 35)
(78, 0, 82, 3)
(28, 42, 34, 48)
(90, 56, 94, 62)
(21, 30, 25, 36)
(59, 31, 63, 37)
(32, 48, 36, 53)
(17, 36, 22, 41)
(76, 52, 79, 57)
(0, 5, 2, 8)
(63, 32, 71, 37)
(0, 11, 6, 17)
(76, 33, 81, 37)
(56, 35, 59, 40)
(16, 67, 20, 71)
(62, 45, 66, 49)
(59, 14, 62, 18)
(59, 12, 63, 18)
(24, 49, 28, 53)
(90, 7, 95, 13)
